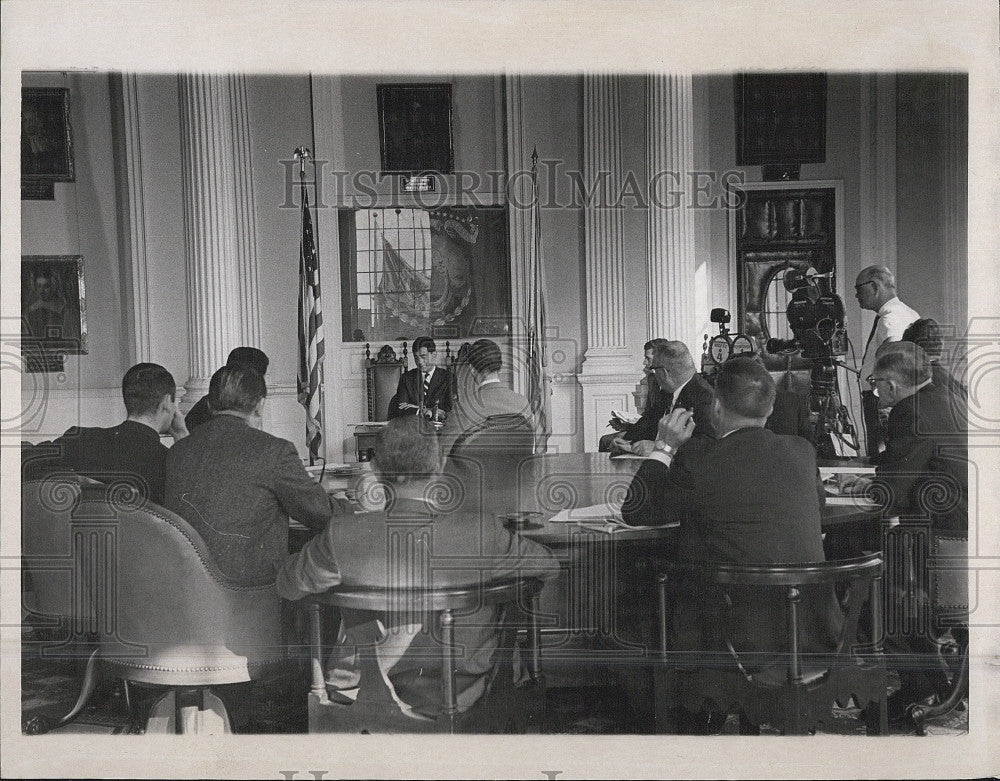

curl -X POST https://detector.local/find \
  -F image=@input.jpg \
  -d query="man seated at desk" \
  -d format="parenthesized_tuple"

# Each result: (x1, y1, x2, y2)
(164, 363, 337, 586)
(387, 336, 452, 421)
(276, 416, 559, 718)
(438, 338, 534, 457)
(612, 340, 716, 457)
(621, 358, 835, 731)
(599, 338, 672, 454)
(23, 362, 188, 505)
(853, 342, 968, 720)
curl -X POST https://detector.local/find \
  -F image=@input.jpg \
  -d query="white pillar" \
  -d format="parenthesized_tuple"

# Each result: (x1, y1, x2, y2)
(646, 74, 698, 356)
(177, 74, 261, 406)
(578, 75, 634, 451)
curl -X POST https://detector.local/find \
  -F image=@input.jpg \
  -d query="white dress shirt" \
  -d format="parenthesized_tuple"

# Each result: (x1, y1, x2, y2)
(860, 296, 920, 380)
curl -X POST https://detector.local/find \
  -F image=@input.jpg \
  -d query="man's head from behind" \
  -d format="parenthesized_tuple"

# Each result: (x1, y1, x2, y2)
(122, 363, 177, 432)
(712, 356, 776, 431)
(209, 363, 267, 418)
(872, 342, 931, 406)
(901, 318, 943, 362)
(649, 340, 696, 392)
(854, 265, 897, 312)
(227, 346, 269, 377)
(372, 416, 441, 485)
(468, 339, 502, 378)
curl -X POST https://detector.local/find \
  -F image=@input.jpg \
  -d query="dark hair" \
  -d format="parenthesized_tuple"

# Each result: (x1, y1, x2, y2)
(643, 338, 670, 352)
(209, 363, 267, 415)
(468, 339, 502, 374)
(227, 346, 269, 377)
(875, 342, 932, 387)
(122, 363, 176, 416)
(412, 336, 436, 355)
(715, 357, 776, 418)
(901, 318, 943, 360)
(372, 416, 441, 480)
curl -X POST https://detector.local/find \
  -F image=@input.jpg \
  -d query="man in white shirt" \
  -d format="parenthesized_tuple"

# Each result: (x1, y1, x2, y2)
(855, 265, 920, 458)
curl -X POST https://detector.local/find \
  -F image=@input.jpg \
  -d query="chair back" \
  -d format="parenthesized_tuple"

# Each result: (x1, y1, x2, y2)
(306, 576, 545, 733)
(22, 476, 282, 686)
(365, 342, 407, 422)
(656, 553, 887, 734)
(928, 532, 968, 627)
(445, 414, 536, 517)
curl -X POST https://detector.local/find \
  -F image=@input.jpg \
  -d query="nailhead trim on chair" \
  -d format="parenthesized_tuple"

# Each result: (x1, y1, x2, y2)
(107, 659, 285, 673)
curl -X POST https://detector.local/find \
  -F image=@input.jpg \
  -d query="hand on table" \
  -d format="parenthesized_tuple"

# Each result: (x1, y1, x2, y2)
(656, 407, 695, 450)
(607, 415, 629, 432)
(610, 436, 634, 454)
(631, 440, 656, 457)
(398, 402, 419, 412)
(168, 405, 189, 440)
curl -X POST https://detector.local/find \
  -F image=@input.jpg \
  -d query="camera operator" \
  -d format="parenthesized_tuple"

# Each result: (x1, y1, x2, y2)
(855, 265, 920, 458)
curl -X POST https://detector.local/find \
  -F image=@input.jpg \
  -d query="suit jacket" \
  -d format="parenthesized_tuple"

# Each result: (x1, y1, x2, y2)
(438, 380, 534, 458)
(277, 497, 559, 716)
(765, 389, 812, 440)
(621, 427, 835, 657)
(623, 379, 672, 443)
(387, 366, 453, 419)
(24, 421, 168, 505)
(874, 382, 967, 532)
(163, 414, 332, 584)
(184, 394, 213, 431)
(669, 374, 717, 440)
(931, 362, 968, 400)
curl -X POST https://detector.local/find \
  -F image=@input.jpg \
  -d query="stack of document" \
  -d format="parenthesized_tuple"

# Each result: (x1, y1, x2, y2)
(547, 502, 667, 533)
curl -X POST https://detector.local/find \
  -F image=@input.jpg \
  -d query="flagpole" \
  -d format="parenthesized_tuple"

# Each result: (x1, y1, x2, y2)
(295, 146, 327, 465)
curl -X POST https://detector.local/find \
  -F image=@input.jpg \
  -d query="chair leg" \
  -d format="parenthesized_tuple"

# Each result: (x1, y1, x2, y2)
(911, 648, 969, 735)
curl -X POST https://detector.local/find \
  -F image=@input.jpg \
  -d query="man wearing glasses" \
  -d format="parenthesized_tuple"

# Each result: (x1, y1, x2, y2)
(855, 265, 919, 458)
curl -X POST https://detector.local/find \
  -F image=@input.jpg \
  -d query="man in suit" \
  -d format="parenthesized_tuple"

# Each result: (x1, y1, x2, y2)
(387, 336, 452, 420)
(620, 358, 833, 731)
(164, 363, 337, 585)
(855, 265, 920, 458)
(276, 416, 559, 718)
(614, 340, 716, 457)
(598, 338, 672, 453)
(855, 342, 968, 720)
(438, 338, 533, 457)
(23, 363, 188, 505)
(185, 346, 270, 431)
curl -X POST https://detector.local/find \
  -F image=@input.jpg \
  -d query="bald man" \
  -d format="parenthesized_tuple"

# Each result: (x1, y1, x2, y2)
(855, 265, 919, 457)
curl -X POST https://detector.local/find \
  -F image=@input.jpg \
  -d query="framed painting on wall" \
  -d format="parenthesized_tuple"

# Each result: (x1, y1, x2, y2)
(21, 255, 88, 373)
(21, 88, 75, 182)
(377, 83, 454, 175)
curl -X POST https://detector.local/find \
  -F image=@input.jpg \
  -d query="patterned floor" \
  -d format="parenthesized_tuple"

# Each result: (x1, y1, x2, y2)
(22, 626, 967, 736)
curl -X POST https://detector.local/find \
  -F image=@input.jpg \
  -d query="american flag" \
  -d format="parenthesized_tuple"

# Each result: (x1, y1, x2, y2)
(297, 181, 325, 464)
(527, 146, 550, 452)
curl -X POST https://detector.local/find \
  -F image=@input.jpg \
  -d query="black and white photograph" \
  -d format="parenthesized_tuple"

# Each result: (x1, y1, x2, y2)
(2, 1, 998, 779)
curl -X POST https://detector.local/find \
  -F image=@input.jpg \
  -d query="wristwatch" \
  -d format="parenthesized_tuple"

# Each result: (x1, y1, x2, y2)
(653, 441, 675, 456)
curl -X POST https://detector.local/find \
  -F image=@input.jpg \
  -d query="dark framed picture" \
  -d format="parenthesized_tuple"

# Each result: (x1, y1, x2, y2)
(21, 255, 88, 360)
(734, 73, 827, 166)
(377, 83, 454, 175)
(21, 88, 75, 182)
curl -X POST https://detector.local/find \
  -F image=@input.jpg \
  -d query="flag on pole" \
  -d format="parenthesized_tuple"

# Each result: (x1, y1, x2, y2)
(297, 168, 325, 464)
(527, 147, 550, 452)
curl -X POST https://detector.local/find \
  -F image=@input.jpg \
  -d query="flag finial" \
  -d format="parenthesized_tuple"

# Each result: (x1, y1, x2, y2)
(293, 147, 312, 180)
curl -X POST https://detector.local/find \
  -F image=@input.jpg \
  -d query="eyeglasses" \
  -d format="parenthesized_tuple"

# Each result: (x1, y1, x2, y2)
(854, 280, 876, 292)
(866, 375, 886, 388)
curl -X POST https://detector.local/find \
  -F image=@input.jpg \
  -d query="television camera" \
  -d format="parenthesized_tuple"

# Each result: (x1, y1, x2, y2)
(765, 267, 857, 456)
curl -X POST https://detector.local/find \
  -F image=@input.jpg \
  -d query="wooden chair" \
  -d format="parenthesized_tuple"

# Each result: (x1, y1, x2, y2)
(654, 553, 888, 735)
(909, 533, 969, 735)
(305, 576, 546, 734)
(22, 475, 283, 734)
(364, 342, 407, 422)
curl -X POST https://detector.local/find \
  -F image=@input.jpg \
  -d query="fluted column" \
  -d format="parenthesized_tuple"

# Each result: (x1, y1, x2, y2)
(646, 74, 698, 355)
(578, 75, 634, 451)
(178, 74, 261, 405)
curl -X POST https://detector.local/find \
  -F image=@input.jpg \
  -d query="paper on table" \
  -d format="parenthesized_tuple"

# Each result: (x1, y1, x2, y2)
(547, 502, 666, 532)
(825, 495, 879, 509)
(609, 453, 648, 460)
(611, 409, 640, 425)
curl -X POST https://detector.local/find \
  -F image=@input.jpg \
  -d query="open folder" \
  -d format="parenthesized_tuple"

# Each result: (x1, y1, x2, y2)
(546, 502, 668, 533)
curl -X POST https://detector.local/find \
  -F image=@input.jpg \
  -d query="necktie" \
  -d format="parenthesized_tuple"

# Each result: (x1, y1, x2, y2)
(423, 371, 431, 402)
(863, 315, 881, 359)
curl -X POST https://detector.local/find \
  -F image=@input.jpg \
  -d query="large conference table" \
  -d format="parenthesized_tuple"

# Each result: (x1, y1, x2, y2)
(311, 452, 879, 670)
